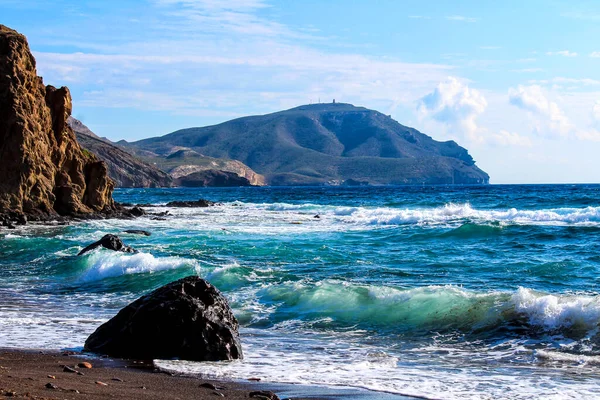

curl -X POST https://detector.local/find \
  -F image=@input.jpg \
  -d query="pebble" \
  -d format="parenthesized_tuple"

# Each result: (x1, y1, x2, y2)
(78, 362, 93, 369)
(45, 382, 58, 390)
(213, 391, 225, 397)
(200, 383, 218, 390)
(95, 381, 108, 386)
(111, 377, 124, 382)
(62, 366, 77, 373)
(47, 375, 56, 379)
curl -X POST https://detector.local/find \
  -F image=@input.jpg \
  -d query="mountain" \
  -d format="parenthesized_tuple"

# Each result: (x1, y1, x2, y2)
(68, 117, 174, 188)
(128, 103, 489, 185)
(0, 25, 114, 217)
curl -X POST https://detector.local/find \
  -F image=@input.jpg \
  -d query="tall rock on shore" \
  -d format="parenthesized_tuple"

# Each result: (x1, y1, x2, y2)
(0, 25, 114, 217)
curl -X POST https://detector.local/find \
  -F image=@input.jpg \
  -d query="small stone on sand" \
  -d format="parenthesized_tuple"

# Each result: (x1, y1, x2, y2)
(78, 362, 92, 369)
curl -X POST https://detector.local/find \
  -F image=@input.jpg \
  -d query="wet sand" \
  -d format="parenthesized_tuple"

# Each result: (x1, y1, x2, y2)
(0, 349, 414, 400)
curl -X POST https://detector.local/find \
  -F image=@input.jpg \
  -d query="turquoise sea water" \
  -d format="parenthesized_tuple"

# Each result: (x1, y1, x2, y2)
(2, 185, 600, 399)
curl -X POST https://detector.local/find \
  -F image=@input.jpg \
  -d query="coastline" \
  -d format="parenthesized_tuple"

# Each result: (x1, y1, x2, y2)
(0, 349, 416, 400)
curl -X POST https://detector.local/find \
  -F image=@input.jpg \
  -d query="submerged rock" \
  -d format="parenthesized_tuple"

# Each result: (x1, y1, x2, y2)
(84, 276, 243, 361)
(123, 230, 151, 236)
(77, 234, 137, 256)
(165, 199, 216, 207)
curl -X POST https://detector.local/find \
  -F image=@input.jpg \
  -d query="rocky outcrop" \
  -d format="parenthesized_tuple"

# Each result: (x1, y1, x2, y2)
(0, 25, 114, 217)
(84, 276, 243, 361)
(78, 234, 137, 256)
(175, 170, 253, 187)
(168, 159, 266, 187)
(69, 117, 174, 188)
(165, 199, 216, 207)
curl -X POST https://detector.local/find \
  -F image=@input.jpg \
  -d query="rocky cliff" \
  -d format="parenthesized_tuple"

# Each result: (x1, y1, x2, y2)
(69, 117, 174, 188)
(0, 25, 114, 217)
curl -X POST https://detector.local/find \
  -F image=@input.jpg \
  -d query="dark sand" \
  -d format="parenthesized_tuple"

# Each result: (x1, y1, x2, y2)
(0, 349, 414, 400)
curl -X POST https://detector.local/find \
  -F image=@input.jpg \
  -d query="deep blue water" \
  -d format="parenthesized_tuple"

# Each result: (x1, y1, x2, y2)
(2, 185, 600, 399)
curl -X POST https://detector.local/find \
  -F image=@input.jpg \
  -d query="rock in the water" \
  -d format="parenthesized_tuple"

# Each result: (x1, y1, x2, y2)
(129, 206, 145, 217)
(123, 229, 151, 236)
(78, 234, 137, 256)
(165, 199, 216, 207)
(84, 276, 243, 361)
(0, 25, 115, 217)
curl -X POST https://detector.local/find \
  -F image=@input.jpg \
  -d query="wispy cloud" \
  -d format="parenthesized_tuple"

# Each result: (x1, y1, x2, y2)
(512, 68, 544, 73)
(490, 130, 532, 147)
(590, 52, 600, 58)
(528, 77, 600, 86)
(560, 11, 600, 21)
(546, 50, 578, 57)
(445, 15, 477, 23)
(33, 0, 453, 118)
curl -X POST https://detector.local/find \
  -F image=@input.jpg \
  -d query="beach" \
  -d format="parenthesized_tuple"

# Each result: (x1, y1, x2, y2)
(0, 349, 412, 400)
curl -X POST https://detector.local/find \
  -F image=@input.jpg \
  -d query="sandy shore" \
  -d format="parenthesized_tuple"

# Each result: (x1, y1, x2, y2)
(0, 349, 413, 400)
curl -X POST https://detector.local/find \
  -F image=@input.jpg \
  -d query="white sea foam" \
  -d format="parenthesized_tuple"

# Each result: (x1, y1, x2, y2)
(156, 327, 600, 400)
(537, 349, 600, 365)
(78, 250, 201, 282)
(511, 287, 600, 331)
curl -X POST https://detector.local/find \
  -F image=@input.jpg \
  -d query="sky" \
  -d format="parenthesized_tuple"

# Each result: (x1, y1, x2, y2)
(3, 0, 600, 183)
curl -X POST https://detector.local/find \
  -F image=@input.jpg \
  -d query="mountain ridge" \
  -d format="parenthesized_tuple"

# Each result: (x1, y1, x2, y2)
(127, 102, 489, 185)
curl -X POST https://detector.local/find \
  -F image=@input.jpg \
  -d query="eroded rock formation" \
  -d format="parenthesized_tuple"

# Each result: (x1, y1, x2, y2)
(0, 25, 115, 217)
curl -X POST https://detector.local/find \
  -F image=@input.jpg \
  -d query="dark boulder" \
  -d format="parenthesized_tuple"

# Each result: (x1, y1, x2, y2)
(250, 391, 280, 400)
(165, 199, 216, 207)
(78, 234, 137, 256)
(129, 206, 145, 217)
(84, 276, 243, 361)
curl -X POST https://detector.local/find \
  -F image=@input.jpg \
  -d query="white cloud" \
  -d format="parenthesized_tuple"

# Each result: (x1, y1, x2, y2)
(590, 52, 600, 58)
(546, 50, 578, 57)
(490, 130, 532, 147)
(445, 15, 477, 22)
(508, 85, 571, 137)
(418, 77, 487, 142)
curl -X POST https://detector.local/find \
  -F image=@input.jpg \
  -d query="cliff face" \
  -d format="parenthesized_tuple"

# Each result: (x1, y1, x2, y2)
(0, 25, 114, 217)
(69, 117, 174, 188)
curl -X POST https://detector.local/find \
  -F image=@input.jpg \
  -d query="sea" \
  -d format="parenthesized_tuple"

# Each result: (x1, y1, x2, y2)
(1, 184, 600, 399)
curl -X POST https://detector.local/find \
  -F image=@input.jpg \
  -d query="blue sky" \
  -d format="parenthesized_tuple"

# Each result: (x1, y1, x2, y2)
(3, 0, 600, 183)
